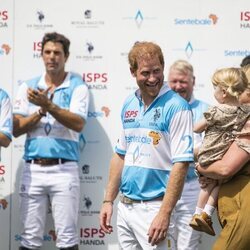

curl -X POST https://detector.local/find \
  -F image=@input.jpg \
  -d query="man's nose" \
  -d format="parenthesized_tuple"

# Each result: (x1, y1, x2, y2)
(148, 73, 157, 81)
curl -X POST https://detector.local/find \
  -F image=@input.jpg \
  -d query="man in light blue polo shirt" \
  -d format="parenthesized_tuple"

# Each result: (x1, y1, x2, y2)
(13, 32, 89, 250)
(100, 42, 194, 250)
(168, 60, 209, 250)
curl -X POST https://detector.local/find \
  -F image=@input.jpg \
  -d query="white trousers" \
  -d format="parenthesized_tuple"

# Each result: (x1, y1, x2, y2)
(117, 201, 177, 250)
(174, 179, 202, 250)
(19, 162, 80, 249)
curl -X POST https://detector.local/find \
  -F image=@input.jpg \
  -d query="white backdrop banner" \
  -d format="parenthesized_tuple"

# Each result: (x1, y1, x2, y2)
(0, 0, 249, 249)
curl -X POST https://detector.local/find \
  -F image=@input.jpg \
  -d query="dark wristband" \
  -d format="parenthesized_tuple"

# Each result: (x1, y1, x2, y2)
(37, 109, 46, 117)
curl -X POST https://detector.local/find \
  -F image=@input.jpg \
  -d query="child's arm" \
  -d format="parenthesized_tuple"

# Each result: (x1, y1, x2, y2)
(193, 117, 207, 133)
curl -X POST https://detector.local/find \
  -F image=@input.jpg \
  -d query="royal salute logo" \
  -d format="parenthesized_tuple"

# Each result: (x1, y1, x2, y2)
(71, 9, 105, 29)
(84, 10, 91, 19)
(80, 164, 102, 184)
(240, 11, 250, 28)
(0, 10, 8, 28)
(174, 14, 218, 25)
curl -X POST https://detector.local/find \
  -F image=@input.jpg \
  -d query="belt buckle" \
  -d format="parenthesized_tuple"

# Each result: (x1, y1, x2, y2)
(120, 195, 134, 204)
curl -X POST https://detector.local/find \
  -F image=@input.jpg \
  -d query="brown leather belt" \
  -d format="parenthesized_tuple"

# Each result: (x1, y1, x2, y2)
(120, 194, 163, 204)
(26, 158, 72, 166)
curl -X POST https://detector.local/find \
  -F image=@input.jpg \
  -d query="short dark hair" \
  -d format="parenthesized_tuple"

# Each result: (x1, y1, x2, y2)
(240, 55, 250, 67)
(41, 32, 70, 57)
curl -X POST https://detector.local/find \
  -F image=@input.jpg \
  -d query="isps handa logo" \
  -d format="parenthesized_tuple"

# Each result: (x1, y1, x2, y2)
(79, 227, 105, 246)
(83, 73, 108, 90)
(33, 41, 42, 59)
(124, 110, 138, 123)
(0, 164, 6, 183)
(240, 11, 250, 28)
(0, 10, 8, 28)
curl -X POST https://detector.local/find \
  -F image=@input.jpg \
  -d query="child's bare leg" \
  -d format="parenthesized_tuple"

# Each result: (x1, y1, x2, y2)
(196, 181, 217, 211)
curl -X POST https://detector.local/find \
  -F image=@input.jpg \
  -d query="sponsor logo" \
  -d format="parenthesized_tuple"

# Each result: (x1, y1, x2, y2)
(26, 11, 53, 30)
(33, 41, 42, 58)
(173, 41, 206, 59)
(124, 110, 138, 123)
(0, 10, 8, 20)
(76, 41, 103, 61)
(80, 164, 102, 184)
(174, 14, 218, 25)
(148, 131, 161, 145)
(79, 227, 105, 246)
(0, 10, 8, 28)
(84, 10, 91, 19)
(0, 44, 11, 56)
(37, 11, 45, 22)
(0, 165, 5, 183)
(125, 110, 138, 118)
(81, 164, 90, 174)
(125, 135, 151, 144)
(79, 133, 87, 151)
(71, 9, 105, 29)
(240, 11, 250, 28)
(83, 73, 108, 90)
(153, 108, 161, 122)
(88, 106, 110, 118)
(79, 195, 100, 216)
(122, 10, 157, 28)
(224, 49, 250, 57)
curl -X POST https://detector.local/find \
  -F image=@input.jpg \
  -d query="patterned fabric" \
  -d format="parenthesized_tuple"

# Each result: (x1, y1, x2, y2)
(198, 104, 250, 166)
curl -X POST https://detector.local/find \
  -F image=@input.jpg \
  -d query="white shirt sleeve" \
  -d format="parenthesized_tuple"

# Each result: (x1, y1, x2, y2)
(70, 84, 89, 121)
(13, 82, 29, 116)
